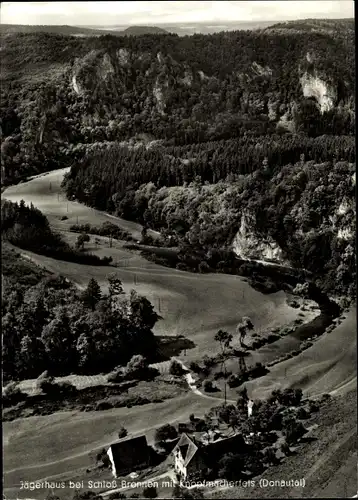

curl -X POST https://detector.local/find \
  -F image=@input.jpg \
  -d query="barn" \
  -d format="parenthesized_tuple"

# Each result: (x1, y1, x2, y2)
(107, 435, 151, 477)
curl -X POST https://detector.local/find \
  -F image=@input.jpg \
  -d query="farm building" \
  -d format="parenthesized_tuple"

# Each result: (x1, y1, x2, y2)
(107, 435, 151, 477)
(172, 432, 246, 479)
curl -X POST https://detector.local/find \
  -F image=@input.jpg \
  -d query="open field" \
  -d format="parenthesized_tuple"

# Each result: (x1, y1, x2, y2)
(3, 393, 217, 499)
(244, 308, 357, 400)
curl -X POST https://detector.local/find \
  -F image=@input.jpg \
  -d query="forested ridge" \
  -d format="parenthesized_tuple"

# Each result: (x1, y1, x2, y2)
(1, 20, 354, 184)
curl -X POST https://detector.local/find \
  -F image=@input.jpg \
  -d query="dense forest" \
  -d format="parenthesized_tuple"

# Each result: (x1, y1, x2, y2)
(1, 20, 355, 185)
(2, 251, 159, 381)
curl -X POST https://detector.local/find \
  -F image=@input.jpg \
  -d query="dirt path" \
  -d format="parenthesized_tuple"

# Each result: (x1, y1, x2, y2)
(172, 357, 236, 404)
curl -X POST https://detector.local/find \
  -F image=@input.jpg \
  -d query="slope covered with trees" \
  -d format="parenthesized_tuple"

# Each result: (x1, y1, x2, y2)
(1, 21, 354, 185)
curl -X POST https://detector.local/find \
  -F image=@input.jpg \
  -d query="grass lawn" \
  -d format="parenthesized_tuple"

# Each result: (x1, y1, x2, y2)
(3, 393, 216, 499)
(244, 307, 357, 400)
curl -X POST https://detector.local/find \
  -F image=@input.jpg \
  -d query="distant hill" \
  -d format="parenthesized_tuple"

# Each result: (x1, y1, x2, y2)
(265, 17, 355, 36)
(122, 26, 168, 35)
(0, 24, 168, 37)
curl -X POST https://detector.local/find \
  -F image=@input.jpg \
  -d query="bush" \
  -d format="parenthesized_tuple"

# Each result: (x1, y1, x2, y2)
(96, 401, 114, 411)
(267, 334, 280, 343)
(296, 407, 309, 419)
(169, 360, 184, 376)
(2, 381, 26, 406)
(263, 447, 279, 465)
(198, 261, 210, 273)
(283, 418, 307, 444)
(308, 400, 319, 413)
(251, 362, 266, 377)
(37, 378, 76, 397)
(203, 380, 215, 392)
(194, 419, 207, 432)
(273, 388, 303, 407)
(154, 424, 178, 444)
(320, 393, 331, 402)
(280, 441, 291, 456)
(189, 362, 201, 373)
(124, 355, 159, 381)
(227, 374, 241, 388)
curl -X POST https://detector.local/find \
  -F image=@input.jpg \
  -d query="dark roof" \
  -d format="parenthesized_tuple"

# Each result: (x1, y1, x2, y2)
(200, 434, 246, 468)
(173, 432, 246, 468)
(178, 422, 196, 433)
(109, 436, 149, 471)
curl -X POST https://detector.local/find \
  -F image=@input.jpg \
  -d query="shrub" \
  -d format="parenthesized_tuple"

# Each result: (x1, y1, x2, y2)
(203, 380, 215, 392)
(118, 427, 128, 439)
(202, 355, 215, 369)
(308, 400, 319, 413)
(198, 261, 210, 273)
(96, 401, 114, 411)
(267, 334, 280, 343)
(280, 441, 291, 456)
(320, 393, 331, 402)
(169, 360, 184, 376)
(2, 381, 26, 406)
(124, 355, 158, 381)
(36, 377, 55, 394)
(154, 424, 178, 444)
(189, 362, 201, 373)
(195, 419, 207, 432)
(296, 407, 309, 419)
(251, 362, 266, 377)
(263, 447, 278, 465)
(283, 418, 306, 444)
(227, 374, 241, 388)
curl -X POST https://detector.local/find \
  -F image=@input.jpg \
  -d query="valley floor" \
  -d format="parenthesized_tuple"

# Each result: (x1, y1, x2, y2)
(3, 169, 357, 499)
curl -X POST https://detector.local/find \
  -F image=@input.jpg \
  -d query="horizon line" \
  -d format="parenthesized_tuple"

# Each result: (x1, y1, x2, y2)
(1, 16, 354, 27)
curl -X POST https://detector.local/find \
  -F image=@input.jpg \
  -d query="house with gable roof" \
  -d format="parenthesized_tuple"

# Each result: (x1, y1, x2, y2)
(172, 432, 246, 479)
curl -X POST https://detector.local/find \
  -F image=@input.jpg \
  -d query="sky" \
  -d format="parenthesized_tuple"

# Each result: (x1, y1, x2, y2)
(0, 1, 354, 26)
